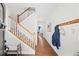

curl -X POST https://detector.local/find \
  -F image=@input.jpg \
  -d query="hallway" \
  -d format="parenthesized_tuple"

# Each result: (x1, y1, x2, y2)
(35, 34, 58, 56)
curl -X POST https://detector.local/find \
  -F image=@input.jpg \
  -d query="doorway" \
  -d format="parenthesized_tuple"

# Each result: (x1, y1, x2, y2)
(37, 21, 45, 37)
(0, 3, 5, 55)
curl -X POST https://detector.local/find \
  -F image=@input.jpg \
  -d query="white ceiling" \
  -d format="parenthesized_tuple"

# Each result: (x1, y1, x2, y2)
(5, 3, 59, 21)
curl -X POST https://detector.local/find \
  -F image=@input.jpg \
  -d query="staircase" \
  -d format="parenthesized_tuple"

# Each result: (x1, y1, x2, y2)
(7, 7, 36, 50)
(17, 7, 35, 23)
(8, 26, 35, 49)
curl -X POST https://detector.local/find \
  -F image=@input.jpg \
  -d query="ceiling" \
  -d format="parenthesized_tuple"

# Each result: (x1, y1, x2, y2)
(5, 3, 59, 21)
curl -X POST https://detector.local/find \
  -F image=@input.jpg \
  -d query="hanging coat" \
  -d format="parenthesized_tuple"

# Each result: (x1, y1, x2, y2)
(52, 25, 60, 49)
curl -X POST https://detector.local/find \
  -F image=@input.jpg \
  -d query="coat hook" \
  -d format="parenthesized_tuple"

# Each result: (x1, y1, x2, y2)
(59, 27, 66, 36)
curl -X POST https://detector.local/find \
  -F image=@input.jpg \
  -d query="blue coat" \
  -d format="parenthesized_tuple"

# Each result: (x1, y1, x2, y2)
(52, 25, 60, 49)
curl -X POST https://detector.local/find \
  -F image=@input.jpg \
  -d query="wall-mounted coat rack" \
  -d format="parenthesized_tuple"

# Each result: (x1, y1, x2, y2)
(59, 19, 79, 26)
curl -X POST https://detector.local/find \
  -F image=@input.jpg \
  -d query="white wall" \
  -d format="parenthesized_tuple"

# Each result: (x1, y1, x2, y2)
(5, 5, 36, 54)
(44, 4, 79, 56)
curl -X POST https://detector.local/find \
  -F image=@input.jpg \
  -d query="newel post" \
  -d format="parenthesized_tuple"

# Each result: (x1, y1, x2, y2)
(17, 14, 19, 23)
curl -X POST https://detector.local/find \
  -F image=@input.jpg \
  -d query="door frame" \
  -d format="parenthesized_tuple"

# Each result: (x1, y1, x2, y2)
(0, 3, 5, 55)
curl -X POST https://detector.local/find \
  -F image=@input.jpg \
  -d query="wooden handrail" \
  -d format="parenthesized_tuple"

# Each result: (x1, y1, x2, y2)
(8, 30, 35, 49)
(59, 18, 79, 26)
(18, 7, 31, 16)
(8, 16, 34, 35)
(17, 7, 35, 23)
(18, 23, 34, 35)
(8, 16, 36, 44)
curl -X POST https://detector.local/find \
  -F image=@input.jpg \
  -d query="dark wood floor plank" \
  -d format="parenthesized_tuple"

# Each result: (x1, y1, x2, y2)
(35, 35, 58, 56)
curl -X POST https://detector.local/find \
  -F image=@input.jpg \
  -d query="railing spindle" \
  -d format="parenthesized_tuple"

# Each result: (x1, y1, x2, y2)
(8, 12, 36, 50)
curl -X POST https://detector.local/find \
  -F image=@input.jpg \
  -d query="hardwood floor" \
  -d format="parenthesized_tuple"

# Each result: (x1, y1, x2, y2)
(5, 33, 58, 56)
(35, 34, 58, 56)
